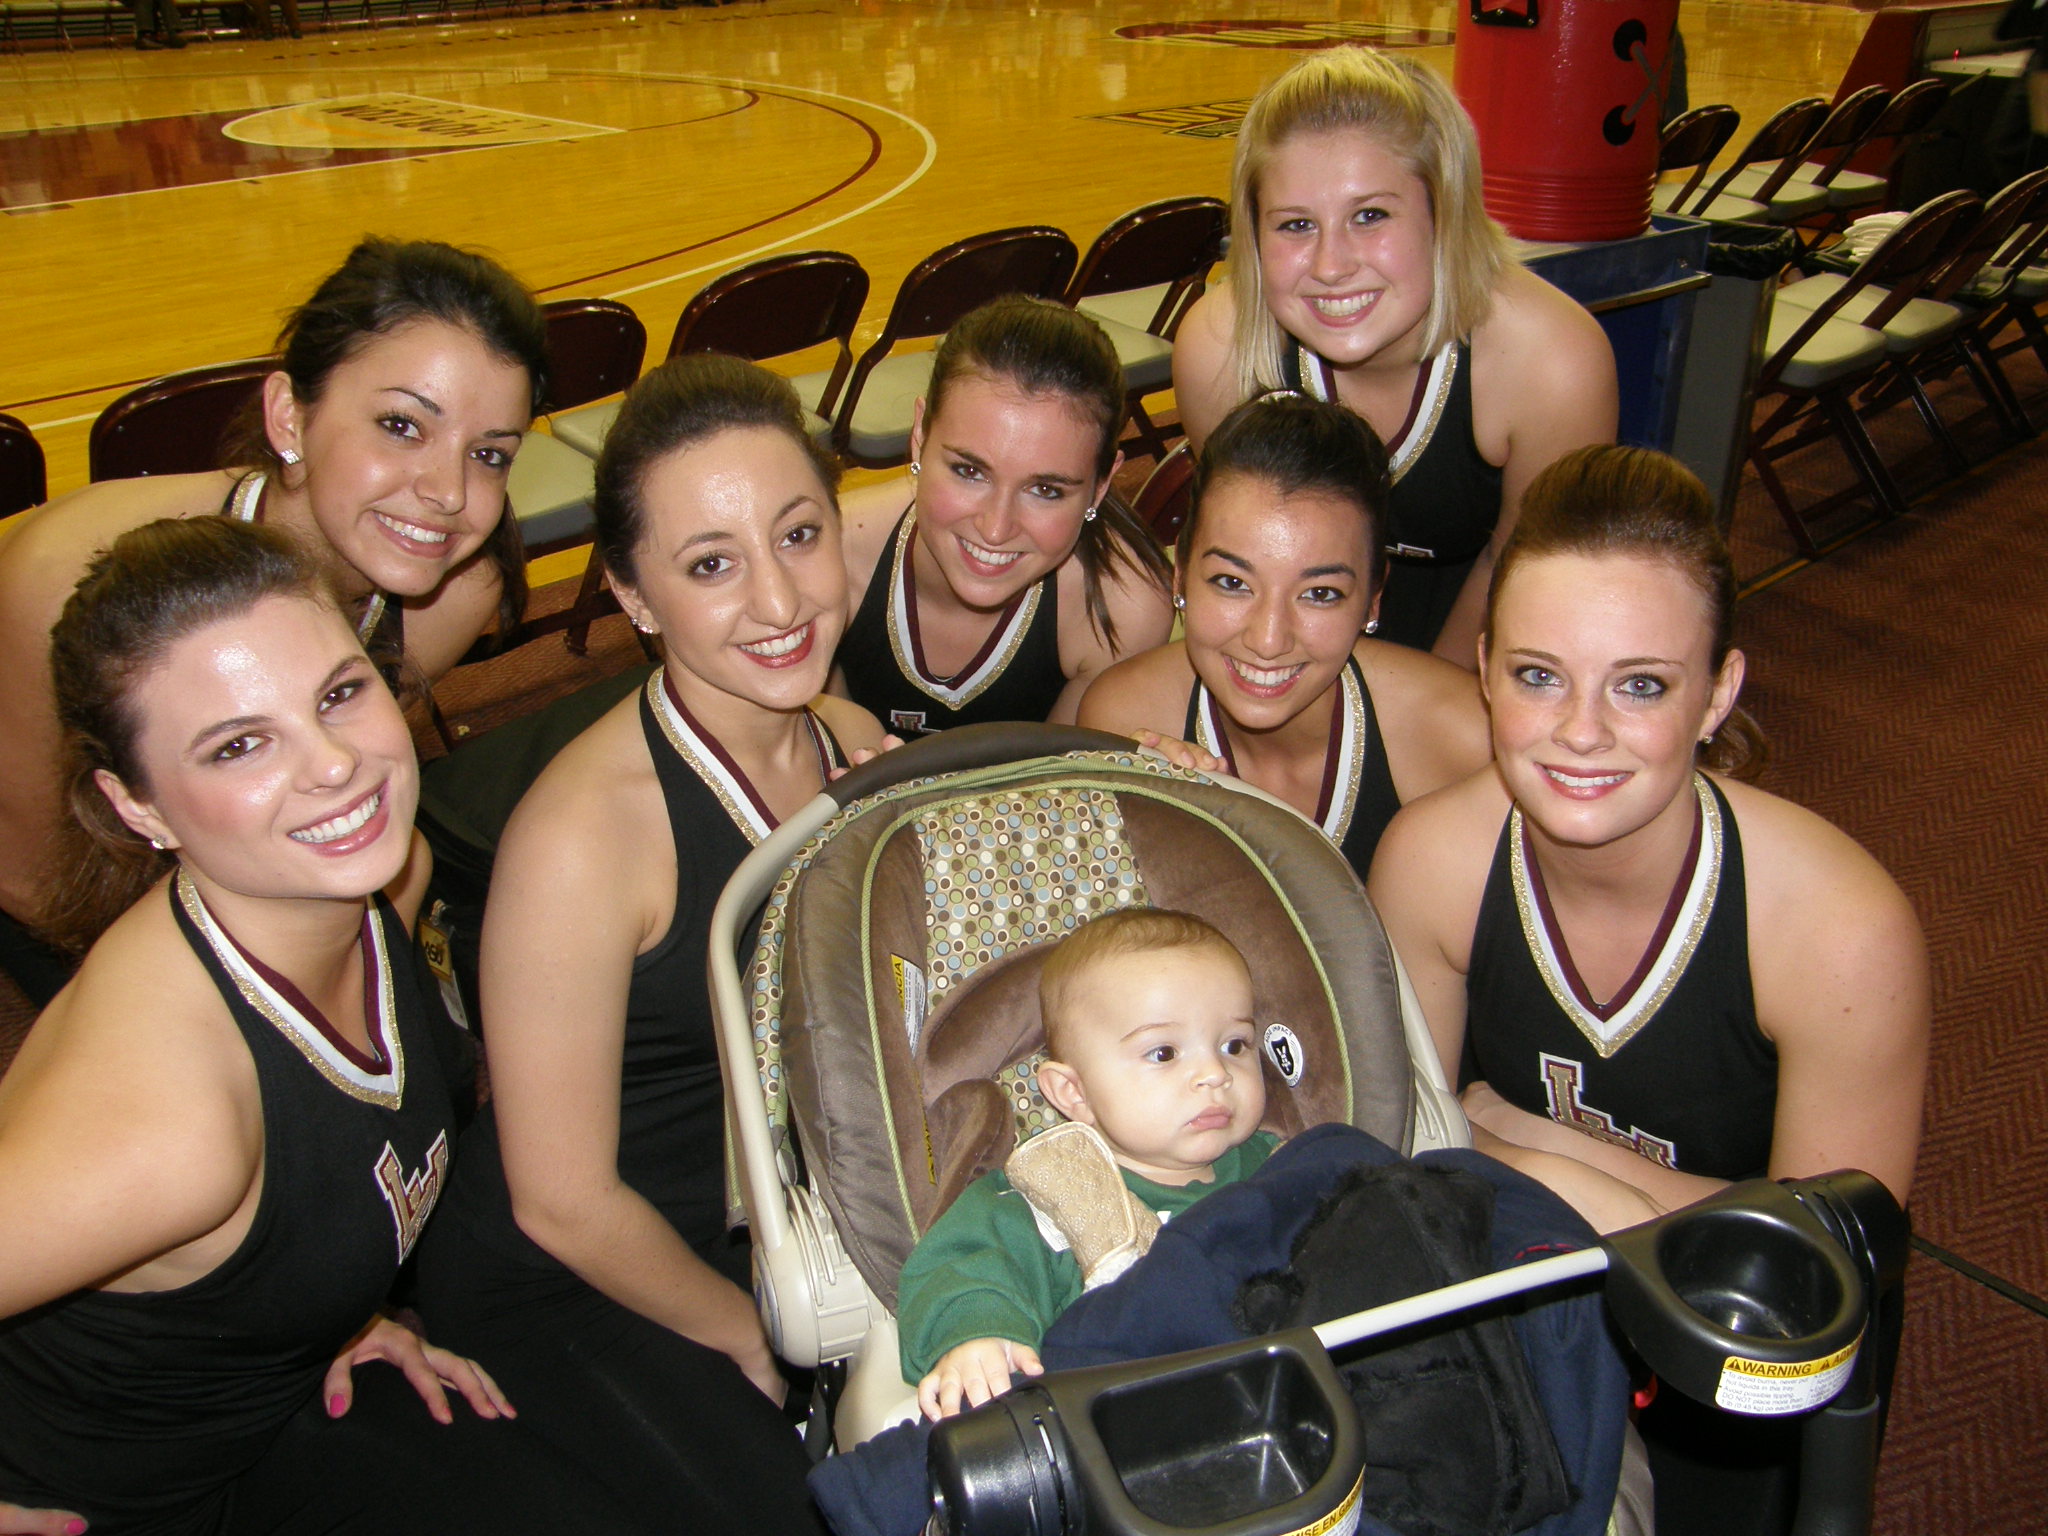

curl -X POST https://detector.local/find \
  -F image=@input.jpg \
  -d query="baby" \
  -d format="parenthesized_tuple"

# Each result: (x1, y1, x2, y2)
(896, 907, 1278, 1419)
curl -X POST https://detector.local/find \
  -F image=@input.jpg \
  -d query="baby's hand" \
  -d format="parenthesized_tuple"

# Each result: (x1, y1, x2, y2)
(918, 1337, 1044, 1420)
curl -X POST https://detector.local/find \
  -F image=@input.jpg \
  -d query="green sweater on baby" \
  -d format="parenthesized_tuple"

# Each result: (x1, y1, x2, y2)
(897, 1131, 1280, 1380)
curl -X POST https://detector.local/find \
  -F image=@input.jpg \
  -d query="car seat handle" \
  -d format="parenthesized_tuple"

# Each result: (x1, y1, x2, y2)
(828, 722, 1139, 806)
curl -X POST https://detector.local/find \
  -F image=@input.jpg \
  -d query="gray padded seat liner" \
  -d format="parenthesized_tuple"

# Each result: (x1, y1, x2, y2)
(507, 430, 597, 548)
(1722, 161, 1885, 212)
(799, 351, 934, 463)
(1765, 297, 1887, 390)
(1773, 273, 1966, 353)
(774, 759, 1410, 1311)
(1652, 181, 1773, 223)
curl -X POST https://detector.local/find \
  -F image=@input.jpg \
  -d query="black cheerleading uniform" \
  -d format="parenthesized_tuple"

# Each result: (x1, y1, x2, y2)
(1182, 653, 1402, 883)
(415, 668, 834, 1535)
(1280, 339, 1503, 652)
(1462, 773, 1776, 1181)
(1462, 774, 1813, 1536)
(0, 876, 614, 1535)
(837, 507, 1067, 734)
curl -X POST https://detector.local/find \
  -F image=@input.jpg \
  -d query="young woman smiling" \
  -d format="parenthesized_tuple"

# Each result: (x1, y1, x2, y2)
(1079, 391, 1490, 882)
(1367, 446, 1930, 1536)
(1172, 48, 1617, 664)
(833, 296, 1173, 734)
(0, 239, 546, 1007)
(0, 519, 621, 1535)
(413, 357, 885, 1532)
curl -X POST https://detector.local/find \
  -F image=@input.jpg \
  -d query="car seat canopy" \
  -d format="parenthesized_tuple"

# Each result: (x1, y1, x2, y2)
(758, 753, 1415, 1311)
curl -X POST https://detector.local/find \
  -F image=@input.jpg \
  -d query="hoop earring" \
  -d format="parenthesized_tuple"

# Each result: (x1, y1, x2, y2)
(279, 448, 301, 467)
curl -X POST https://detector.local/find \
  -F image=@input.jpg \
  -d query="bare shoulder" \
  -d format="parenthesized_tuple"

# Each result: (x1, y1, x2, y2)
(811, 692, 887, 755)
(1074, 642, 1193, 737)
(1480, 264, 1614, 364)
(1354, 639, 1493, 800)
(1469, 266, 1618, 474)
(1368, 766, 1508, 926)
(1170, 281, 1240, 449)
(498, 689, 661, 879)
(1715, 777, 1922, 950)
(1056, 537, 1173, 675)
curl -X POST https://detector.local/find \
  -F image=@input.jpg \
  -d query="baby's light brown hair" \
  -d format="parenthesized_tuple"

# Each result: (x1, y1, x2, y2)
(1039, 907, 1248, 1061)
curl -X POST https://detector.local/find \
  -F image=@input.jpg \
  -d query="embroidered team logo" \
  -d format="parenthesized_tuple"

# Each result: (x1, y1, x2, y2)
(1538, 1054, 1677, 1169)
(375, 1131, 450, 1262)
(889, 708, 937, 736)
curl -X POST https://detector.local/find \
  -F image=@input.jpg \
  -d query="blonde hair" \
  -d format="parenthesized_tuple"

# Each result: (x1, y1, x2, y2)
(1228, 48, 1513, 398)
(1039, 907, 1246, 1060)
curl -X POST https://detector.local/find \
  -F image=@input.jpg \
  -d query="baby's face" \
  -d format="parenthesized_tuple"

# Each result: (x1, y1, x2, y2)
(1044, 945, 1266, 1186)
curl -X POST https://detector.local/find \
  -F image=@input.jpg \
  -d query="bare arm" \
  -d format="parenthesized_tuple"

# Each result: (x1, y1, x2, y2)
(1169, 285, 1244, 451)
(479, 729, 782, 1399)
(0, 936, 261, 1318)
(1365, 786, 1494, 1083)
(1435, 270, 1618, 669)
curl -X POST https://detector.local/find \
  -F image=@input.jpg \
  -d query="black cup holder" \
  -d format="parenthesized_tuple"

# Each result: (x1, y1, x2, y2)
(929, 1327, 1365, 1536)
(1602, 1179, 1866, 1415)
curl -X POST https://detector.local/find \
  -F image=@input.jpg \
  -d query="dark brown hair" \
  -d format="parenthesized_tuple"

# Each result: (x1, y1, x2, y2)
(1039, 906, 1246, 1062)
(39, 518, 342, 953)
(924, 296, 1171, 650)
(1486, 445, 1766, 779)
(1179, 391, 1392, 597)
(593, 353, 840, 588)
(229, 238, 548, 639)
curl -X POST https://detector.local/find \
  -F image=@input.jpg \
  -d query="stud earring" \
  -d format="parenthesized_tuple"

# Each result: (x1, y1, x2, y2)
(632, 618, 657, 636)
(148, 837, 166, 851)
(908, 461, 921, 477)
(279, 448, 301, 467)
(1083, 505, 1098, 523)
(1699, 732, 1715, 748)
(1172, 594, 1186, 611)
(1364, 618, 1379, 635)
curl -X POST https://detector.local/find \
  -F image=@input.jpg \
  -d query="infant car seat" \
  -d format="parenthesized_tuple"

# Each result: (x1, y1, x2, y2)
(706, 726, 1464, 1443)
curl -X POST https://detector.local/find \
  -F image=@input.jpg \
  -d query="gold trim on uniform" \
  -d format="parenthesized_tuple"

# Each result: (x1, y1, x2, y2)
(1390, 344, 1457, 486)
(645, 668, 771, 846)
(1323, 659, 1367, 845)
(886, 510, 1042, 709)
(176, 870, 406, 1108)
(1509, 773, 1722, 1059)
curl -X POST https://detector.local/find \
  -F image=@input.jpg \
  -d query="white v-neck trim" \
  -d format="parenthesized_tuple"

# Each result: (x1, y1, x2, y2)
(886, 510, 1042, 709)
(1192, 659, 1367, 845)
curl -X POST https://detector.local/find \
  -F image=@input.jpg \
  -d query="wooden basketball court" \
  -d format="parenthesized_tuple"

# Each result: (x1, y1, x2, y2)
(1, 0, 1871, 497)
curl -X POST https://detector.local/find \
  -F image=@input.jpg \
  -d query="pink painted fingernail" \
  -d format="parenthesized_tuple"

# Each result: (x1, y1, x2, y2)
(327, 1394, 346, 1417)
(65, 1521, 87, 1534)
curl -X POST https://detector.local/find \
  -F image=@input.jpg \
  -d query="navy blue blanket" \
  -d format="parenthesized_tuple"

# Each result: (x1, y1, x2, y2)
(809, 1125, 1628, 1536)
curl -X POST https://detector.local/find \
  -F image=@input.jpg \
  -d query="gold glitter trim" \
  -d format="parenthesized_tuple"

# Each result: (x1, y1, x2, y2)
(645, 669, 770, 847)
(1323, 660, 1367, 845)
(1510, 774, 1722, 1060)
(886, 511, 1043, 710)
(1389, 344, 1456, 487)
(177, 870, 405, 1108)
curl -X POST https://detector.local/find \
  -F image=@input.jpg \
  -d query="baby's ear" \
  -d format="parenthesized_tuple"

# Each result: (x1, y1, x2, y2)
(1035, 1059, 1093, 1126)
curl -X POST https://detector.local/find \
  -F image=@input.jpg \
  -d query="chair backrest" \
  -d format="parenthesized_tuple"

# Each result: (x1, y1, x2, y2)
(1692, 96, 1828, 212)
(88, 358, 274, 483)
(1926, 168, 2048, 303)
(1764, 84, 1890, 195)
(1861, 76, 1951, 151)
(1658, 105, 1741, 213)
(1065, 197, 1229, 337)
(0, 414, 47, 518)
(1761, 190, 1982, 389)
(668, 251, 870, 364)
(829, 226, 1079, 433)
(1132, 440, 1195, 544)
(541, 298, 647, 413)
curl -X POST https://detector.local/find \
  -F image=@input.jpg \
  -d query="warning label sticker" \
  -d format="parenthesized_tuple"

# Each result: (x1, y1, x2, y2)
(1715, 1333, 1861, 1416)
(1277, 1468, 1363, 1536)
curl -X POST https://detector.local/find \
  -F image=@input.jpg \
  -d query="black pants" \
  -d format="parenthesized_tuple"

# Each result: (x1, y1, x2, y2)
(227, 1361, 637, 1535)
(415, 1213, 827, 1535)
